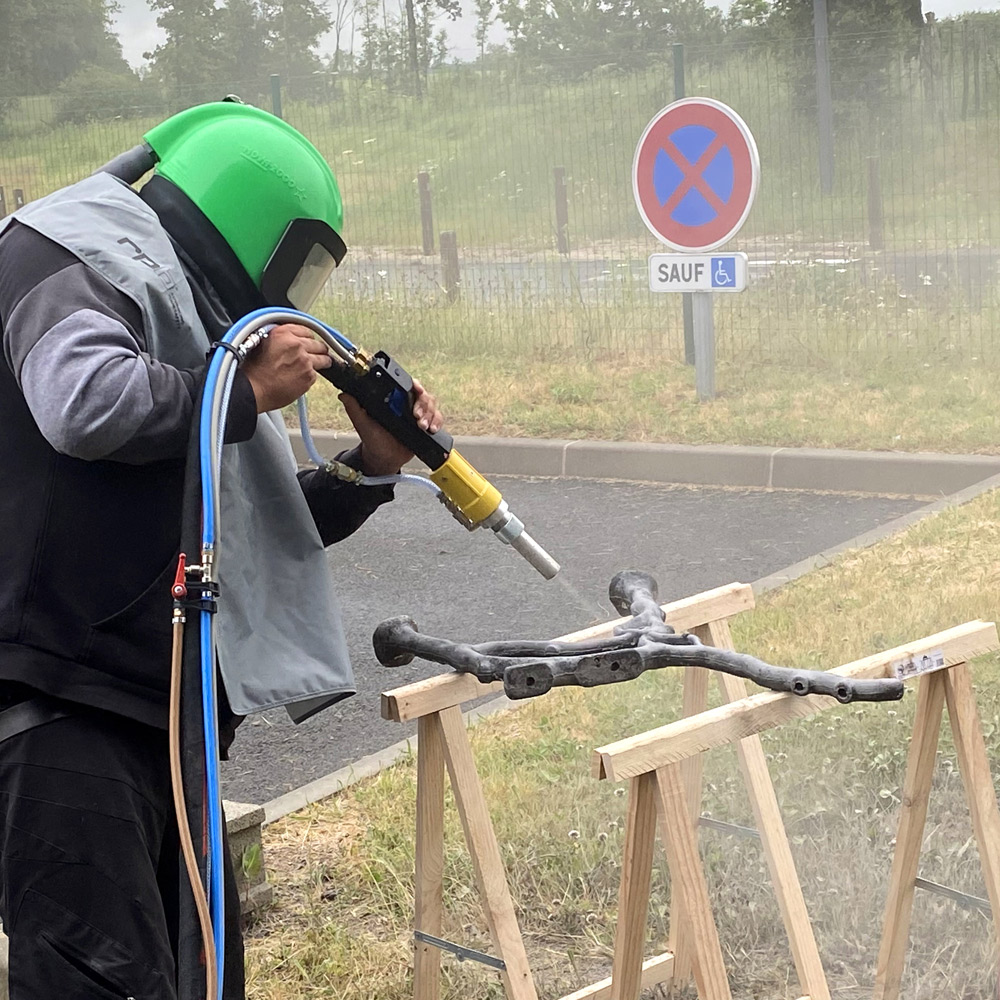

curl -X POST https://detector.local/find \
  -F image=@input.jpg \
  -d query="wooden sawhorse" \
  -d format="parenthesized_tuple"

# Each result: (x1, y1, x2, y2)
(382, 581, 822, 1000)
(592, 619, 1000, 1000)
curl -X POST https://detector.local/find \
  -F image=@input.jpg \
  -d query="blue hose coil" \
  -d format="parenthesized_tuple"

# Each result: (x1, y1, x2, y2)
(198, 308, 358, 999)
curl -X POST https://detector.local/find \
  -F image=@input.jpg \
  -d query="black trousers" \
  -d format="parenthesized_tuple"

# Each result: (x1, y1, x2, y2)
(0, 701, 244, 1000)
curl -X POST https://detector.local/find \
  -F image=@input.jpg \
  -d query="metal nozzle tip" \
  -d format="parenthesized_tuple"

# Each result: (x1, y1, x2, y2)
(511, 529, 560, 580)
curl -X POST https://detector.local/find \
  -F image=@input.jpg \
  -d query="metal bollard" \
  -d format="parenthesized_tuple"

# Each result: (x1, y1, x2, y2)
(418, 171, 434, 256)
(553, 166, 569, 254)
(440, 230, 460, 302)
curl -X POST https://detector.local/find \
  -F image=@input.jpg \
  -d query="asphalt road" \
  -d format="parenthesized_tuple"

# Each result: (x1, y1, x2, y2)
(220, 476, 925, 803)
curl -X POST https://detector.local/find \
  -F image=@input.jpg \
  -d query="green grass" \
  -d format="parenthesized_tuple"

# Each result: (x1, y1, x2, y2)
(297, 353, 1000, 453)
(244, 485, 1000, 999)
(293, 280, 1000, 454)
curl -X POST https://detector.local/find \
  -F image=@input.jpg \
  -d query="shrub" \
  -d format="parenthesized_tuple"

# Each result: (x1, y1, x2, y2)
(53, 64, 161, 125)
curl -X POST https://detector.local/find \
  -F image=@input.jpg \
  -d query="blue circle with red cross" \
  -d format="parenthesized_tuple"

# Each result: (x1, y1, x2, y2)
(633, 98, 759, 252)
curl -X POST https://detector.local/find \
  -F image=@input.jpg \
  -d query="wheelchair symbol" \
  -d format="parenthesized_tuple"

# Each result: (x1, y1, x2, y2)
(712, 258, 734, 286)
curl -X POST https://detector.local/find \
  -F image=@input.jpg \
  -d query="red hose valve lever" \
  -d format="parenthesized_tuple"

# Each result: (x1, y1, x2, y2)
(172, 553, 188, 599)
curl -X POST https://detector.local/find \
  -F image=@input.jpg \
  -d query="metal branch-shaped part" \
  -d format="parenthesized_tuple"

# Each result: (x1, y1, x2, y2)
(373, 616, 903, 703)
(373, 571, 905, 704)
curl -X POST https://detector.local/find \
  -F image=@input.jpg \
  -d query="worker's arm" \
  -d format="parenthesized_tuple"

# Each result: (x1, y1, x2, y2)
(0, 222, 258, 464)
(253, 327, 446, 546)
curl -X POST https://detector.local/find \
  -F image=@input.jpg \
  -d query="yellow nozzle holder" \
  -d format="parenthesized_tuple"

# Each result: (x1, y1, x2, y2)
(429, 449, 502, 525)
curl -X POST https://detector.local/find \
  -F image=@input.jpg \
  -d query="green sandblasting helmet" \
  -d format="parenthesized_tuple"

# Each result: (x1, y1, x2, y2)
(144, 102, 346, 308)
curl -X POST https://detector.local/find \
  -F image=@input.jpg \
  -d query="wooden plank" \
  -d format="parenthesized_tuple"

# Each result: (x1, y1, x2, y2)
(382, 673, 505, 723)
(656, 764, 733, 1000)
(594, 621, 998, 782)
(710, 620, 831, 1000)
(558, 952, 673, 1000)
(414, 714, 447, 1000)
(872, 671, 946, 1000)
(609, 773, 659, 1000)
(437, 705, 539, 1000)
(943, 664, 1000, 937)
(383, 583, 755, 722)
(669, 654, 711, 985)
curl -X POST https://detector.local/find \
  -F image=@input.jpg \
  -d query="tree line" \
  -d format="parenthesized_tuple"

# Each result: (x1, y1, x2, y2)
(0, 0, 945, 111)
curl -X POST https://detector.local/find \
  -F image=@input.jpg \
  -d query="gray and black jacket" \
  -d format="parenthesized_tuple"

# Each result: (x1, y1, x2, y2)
(0, 173, 391, 729)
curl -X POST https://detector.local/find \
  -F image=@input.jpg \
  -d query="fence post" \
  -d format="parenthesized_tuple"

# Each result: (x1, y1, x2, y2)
(673, 41, 686, 105)
(813, 0, 835, 195)
(270, 74, 283, 120)
(867, 156, 884, 252)
(0, 188, 6, 219)
(674, 42, 696, 367)
(973, 32, 981, 116)
(553, 166, 569, 254)
(418, 171, 434, 256)
(13, 190, 24, 210)
(961, 23, 969, 119)
(440, 231, 460, 302)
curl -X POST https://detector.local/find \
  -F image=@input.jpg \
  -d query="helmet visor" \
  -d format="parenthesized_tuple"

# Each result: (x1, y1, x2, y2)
(287, 243, 339, 310)
(260, 218, 347, 310)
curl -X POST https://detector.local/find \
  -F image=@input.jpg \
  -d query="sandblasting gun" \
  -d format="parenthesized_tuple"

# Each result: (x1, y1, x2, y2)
(317, 344, 560, 580)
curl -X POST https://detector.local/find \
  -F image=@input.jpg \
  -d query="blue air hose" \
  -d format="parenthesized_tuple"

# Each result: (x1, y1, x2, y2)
(197, 308, 356, 999)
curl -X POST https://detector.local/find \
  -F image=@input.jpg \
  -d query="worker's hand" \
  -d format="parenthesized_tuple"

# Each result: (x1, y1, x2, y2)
(243, 324, 332, 413)
(339, 377, 445, 476)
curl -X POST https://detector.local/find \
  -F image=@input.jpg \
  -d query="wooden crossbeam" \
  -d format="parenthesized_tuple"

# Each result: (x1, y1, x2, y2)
(593, 621, 999, 782)
(558, 954, 674, 1000)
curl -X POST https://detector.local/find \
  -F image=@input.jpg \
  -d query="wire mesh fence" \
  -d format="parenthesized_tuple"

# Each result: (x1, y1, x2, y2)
(2, 22, 999, 372)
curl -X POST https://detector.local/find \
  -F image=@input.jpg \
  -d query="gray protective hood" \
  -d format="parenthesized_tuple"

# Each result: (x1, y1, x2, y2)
(7, 173, 356, 720)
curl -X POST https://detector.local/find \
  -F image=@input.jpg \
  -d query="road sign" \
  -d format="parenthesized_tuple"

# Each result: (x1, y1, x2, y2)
(633, 98, 759, 252)
(648, 252, 748, 293)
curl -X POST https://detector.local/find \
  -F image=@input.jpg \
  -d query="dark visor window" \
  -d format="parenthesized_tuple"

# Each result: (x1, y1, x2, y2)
(260, 218, 347, 309)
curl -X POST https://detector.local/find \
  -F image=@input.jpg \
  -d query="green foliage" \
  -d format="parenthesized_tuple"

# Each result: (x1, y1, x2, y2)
(0, 0, 126, 96)
(356, 0, 450, 91)
(497, 0, 724, 76)
(53, 64, 158, 124)
(768, 0, 925, 115)
(147, 0, 330, 98)
(241, 842, 263, 881)
(146, 0, 230, 94)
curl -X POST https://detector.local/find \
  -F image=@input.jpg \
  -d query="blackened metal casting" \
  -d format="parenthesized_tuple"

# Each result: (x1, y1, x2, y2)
(374, 570, 904, 704)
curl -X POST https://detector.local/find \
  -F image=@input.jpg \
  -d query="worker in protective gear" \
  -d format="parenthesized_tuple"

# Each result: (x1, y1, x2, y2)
(0, 100, 442, 999)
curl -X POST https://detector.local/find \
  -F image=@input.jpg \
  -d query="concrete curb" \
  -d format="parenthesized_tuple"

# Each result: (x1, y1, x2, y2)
(291, 430, 1000, 498)
(260, 461, 1000, 826)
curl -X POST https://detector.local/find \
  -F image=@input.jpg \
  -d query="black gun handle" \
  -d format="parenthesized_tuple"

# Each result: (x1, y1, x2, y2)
(319, 353, 454, 470)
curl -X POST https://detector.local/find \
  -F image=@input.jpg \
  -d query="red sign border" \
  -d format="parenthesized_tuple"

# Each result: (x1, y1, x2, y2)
(633, 98, 759, 252)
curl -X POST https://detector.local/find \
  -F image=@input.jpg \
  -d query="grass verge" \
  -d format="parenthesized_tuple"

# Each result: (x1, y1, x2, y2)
(244, 485, 1000, 999)
(296, 352, 1000, 455)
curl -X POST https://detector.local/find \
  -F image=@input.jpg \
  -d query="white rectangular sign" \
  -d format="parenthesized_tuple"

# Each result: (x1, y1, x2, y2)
(648, 252, 749, 293)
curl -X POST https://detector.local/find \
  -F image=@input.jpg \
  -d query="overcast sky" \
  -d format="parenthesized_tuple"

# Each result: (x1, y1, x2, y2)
(111, 0, 1000, 69)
